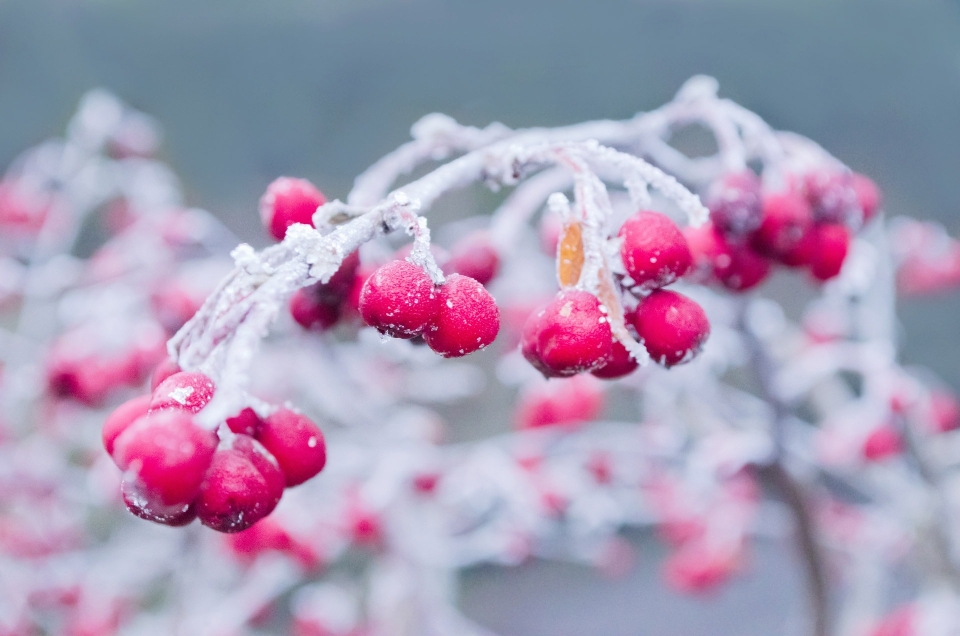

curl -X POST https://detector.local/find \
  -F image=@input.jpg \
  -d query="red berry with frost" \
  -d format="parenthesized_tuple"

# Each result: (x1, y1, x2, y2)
(852, 173, 881, 222)
(448, 231, 500, 285)
(618, 211, 692, 291)
(121, 479, 198, 526)
(227, 407, 263, 437)
(591, 338, 639, 379)
(705, 171, 763, 236)
(515, 375, 604, 429)
(256, 408, 327, 487)
(359, 260, 440, 339)
(196, 435, 285, 533)
(522, 290, 614, 377)
(150, 371, 215, 414)
(289, 289, 341, 331)
(809, 224, 851, 281)
(260, 177, 326, 242)
(102, 394, 151, 457)
(863, 425, 902, 461)
(424, 273, 499, 357)
(150, 358, 181, 391)
(113, 410, 218, 506)
(632, 289, 710, 367)
(751, 191, 813, 259)
(804, 171, 861, 225)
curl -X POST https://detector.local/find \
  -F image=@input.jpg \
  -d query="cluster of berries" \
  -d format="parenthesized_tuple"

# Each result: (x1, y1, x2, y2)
(524, 209, 711, 377)
(686, 169, 881, 291)
(101, 365, 326, 532)
(259, 177, 503, 352)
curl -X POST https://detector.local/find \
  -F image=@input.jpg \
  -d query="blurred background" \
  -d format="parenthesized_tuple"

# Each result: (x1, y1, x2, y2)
(1, 1, 958, 633)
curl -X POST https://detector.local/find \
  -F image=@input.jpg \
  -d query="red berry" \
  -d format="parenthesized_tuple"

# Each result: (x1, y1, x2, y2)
(424, 274, 500, 357)
(121, 480, 198, 527)
(619, 211, 692, 291)
(591, 338, 639, 379)
(705, 171, 763, 237)
(751, 191, 813, 259)
(256, 408, 327, 487)
(345, 264, 376, 317)
(196, 436, 285, 533)
(313, 250, 361, 303)
(227, 407, 262, 437)
(289, 289, 341, 331)
(102, 394, 152, 457)
(804, 171, 860, 225)
(778, 226, 818, 268)
(150, 371, 215, 414)
(113, 410, 218, 506)
(686, 223, 770, 291)
(632, 289, 710, 367)
(809, 224, 851, 281)
(150, 358, 181, 391)
(447, 231, 500, 285)
(515, 376, 604, 429)
(358, 260, 440, 339)
(522, 290, 614, 377)
(259, 177, 326, 242)
(852, 173, 881, 222)
(863, 426, 902, 461)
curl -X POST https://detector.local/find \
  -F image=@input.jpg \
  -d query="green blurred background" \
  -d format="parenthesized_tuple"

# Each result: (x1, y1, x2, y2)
(1, 1, 958, 633)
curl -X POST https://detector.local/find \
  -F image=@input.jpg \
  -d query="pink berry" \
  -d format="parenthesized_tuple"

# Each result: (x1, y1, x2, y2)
(196, 436, 285, 533)
(522, 290, 614, 377)
(852, 173, 882, 222)
(705, 171, 763, 236)
(358, 260, 440, 339)
(150, 371, 215, 414)
(424, 274, 500, 357)
(632, 289, 710, 367)
(863, 426, 903, 461)
(809, 224, 851, 281)
(751, 191, 813, 259)
(929, 392, 960, 434)
(664, 541, 738, 594)
(619, 211, 692, 291)
(289, 289, 341, 331)
(121, 479, 198, 527)
(113, 410, 218, 506)
(515, 376, 604, 429)
(102, 394, 152, 457)
(259, 177, 326, 242)
(591, 338, 639, 379)
(447, 231, 500, 285)
(226, 407, 263, 437)
(150, 358, 181, 391)
(256, 408, 327, 487)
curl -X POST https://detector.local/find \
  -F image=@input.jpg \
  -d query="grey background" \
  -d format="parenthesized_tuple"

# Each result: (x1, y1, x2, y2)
(1, 1, 957, 633)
